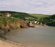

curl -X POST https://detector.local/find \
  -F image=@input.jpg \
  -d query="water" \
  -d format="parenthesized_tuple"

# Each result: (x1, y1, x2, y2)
(5, 26, 55, 47)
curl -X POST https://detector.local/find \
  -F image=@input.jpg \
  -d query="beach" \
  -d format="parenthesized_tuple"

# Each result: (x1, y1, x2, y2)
(0, 39, 23, 47)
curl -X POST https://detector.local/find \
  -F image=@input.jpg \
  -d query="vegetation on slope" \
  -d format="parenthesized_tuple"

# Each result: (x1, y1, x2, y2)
(0, 11, 30, 36)
(42, 14, 55, 26)
(0, 11, 37, 20)
(29, 14, 50, 20)
(0, 11, 55, 27)
(0, 11, 51, 21)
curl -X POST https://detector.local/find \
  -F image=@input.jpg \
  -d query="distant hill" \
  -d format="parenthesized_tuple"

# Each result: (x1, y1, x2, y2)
(0, 11, 55, 27)
(0, 11, 50, 21)
(0, 11, 37, 20)
(29, 14, 50, 20)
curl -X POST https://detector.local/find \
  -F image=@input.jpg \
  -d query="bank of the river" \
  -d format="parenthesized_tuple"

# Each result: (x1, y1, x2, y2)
(0, 39, 22, 47)
(0, 37, 25, 47)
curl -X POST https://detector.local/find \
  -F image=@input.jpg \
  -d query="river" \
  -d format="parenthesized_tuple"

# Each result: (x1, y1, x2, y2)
(5, 26, 55, 47)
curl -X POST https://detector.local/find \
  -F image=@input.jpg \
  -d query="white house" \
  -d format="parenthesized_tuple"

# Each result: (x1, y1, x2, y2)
(5, 13, 11, 17)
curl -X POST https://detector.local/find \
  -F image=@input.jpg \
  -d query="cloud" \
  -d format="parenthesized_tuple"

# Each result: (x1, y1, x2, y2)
(0, 0, 55, 14)
(26, 6, 55, 14)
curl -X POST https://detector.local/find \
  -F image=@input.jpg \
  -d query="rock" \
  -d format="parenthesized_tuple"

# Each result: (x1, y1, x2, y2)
(16, 23, 20, 28)
(1, 25, 5, 30)
(5, 24, 10, 29)
(8, 23, 15, 29)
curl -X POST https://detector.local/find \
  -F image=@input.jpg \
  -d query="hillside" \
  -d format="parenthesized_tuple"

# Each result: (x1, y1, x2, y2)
(29, 14, 50, 20)
(0, 11, 50, 21)
(0, 11, 54, 27)
(0, 11, 30, 36)
(0, 11, 37, 20)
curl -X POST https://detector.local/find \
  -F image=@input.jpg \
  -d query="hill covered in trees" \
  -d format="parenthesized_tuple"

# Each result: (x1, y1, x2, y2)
(41, 14, 55, 26)
(0, 11, 55, 26)
(0, 11, 49, 20)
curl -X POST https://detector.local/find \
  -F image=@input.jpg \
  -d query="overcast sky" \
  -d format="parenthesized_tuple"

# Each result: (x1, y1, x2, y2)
(0, 0, 55, 15)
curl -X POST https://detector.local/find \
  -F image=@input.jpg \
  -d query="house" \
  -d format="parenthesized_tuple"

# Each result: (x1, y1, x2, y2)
(5, 13, 11, 17)
(25, 18, 29, 23)
(28, 21, 34, 27)
(34, 21, 38, 24)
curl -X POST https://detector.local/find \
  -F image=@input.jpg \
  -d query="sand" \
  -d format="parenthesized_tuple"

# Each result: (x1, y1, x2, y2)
(0, 39, 23, 47)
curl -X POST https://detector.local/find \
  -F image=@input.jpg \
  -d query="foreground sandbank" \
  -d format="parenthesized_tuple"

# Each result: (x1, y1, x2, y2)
(0, 39, 54, 47)
(0, 38, 23, 47)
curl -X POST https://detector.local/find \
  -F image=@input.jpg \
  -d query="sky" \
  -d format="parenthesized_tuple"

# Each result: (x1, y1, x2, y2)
(0, 0, 55, 15)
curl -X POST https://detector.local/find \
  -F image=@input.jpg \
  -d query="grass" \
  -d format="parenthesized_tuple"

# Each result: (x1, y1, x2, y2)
(0, 16, 21, 28)
(0, 11, 50, 21)
(29, 14, 50, 20)
(0, 11, 52, 25)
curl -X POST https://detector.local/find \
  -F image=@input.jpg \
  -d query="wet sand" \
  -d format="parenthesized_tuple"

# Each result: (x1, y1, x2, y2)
(0, 39, 23, 47)
(0, 39, 54, 47)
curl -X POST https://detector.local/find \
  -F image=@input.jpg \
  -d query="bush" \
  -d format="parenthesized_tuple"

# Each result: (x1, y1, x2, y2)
(47, 22, 55, 26)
